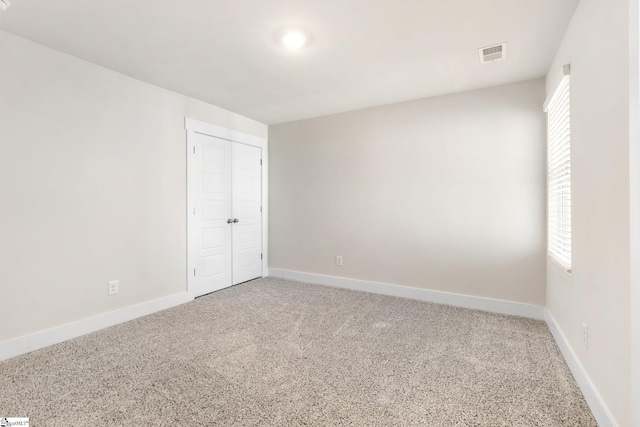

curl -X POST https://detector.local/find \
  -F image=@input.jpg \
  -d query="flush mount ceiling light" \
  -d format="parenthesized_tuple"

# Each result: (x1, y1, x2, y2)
(0, 0, 12, 12)
(278, 29, 311, 49)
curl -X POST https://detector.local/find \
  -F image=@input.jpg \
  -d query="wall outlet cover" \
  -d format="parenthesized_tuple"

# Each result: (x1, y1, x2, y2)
(582, 322, 588, 348)
(108, 280, 119, 296)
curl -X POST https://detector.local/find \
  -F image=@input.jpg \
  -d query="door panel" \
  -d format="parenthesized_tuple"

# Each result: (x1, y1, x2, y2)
(232, 143, 262, 285)
(190, 132, 232, 296)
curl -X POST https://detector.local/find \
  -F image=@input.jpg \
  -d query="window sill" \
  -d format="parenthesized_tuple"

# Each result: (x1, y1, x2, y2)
(548, 254, 572, 275)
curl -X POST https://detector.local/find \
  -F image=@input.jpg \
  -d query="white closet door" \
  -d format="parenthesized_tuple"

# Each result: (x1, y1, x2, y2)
(190, 132, 233, 296)
(232, 143, 263, 285)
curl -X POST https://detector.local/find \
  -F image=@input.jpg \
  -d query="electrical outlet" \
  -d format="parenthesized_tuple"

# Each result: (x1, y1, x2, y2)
(108, 280, 119, 296)
(582, 322, 588, 348)
(336, 256, 343, 266)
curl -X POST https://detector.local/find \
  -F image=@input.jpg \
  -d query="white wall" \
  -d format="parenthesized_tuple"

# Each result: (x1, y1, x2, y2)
(0, 30, 267, 343)
(629, 0, 640, 426)
(269, 79, 546, 306)
(631, 0, 640, 422)
(545, 0, 632, 425)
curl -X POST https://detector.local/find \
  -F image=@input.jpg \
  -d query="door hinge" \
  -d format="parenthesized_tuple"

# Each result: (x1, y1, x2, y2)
(261, 253, 263, 260)
(193, 268, 196, 276)
(260, 206, 262, 213)
(193, 207, 196, 215)
(193, 146, 196, 154)
(260, 159, 262, 166)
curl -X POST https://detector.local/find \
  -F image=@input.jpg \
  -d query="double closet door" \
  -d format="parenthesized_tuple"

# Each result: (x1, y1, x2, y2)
(188, 131, 263, 298)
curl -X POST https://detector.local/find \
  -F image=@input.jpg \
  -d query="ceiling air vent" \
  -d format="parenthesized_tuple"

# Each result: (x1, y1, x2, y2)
(479, 43, 507, 64)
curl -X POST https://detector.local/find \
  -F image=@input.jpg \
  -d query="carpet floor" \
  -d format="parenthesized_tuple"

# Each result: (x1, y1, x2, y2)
(0, 277, 596, 426)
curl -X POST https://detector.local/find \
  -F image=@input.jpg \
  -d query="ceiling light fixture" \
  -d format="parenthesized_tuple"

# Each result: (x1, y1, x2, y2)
(279, 29, 310, 49)
(0, 0, 12, 12)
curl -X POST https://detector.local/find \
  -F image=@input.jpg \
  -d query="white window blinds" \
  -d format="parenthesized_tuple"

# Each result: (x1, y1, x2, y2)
(544, 65, 571, 271)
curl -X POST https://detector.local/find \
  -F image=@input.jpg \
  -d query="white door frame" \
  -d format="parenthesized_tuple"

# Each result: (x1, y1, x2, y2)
(185, 117, 268, 298)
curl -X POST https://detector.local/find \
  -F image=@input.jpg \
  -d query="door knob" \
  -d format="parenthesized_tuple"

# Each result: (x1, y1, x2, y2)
(227, 219, 233, 224)
(233, 218, 239, 223)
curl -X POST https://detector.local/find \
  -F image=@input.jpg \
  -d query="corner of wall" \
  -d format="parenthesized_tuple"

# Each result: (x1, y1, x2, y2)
(544, 309, 618, 426)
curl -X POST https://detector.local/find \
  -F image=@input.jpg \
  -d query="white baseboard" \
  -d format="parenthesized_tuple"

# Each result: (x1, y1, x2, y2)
(544, 310, 618, 427)
(0, 292, 193, 362)
(269, 268, 545, 320)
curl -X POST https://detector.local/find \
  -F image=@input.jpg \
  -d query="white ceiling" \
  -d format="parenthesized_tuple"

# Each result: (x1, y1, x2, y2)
(0, 0, 578, 125)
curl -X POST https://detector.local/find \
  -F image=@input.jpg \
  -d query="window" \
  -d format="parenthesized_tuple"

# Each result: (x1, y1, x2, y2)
(544, 64, 571, 271)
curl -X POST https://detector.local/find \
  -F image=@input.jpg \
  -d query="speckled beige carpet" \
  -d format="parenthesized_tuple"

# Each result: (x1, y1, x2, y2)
(0, 277, 595, 426)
